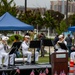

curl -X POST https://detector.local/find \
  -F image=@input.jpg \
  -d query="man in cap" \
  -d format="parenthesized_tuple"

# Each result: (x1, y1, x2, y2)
(21, 33, 39, 64)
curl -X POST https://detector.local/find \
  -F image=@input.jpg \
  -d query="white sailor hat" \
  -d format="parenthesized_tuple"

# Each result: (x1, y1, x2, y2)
(59, 35, 63, 38)
(25, 35, 30, 38)
(2, 36, 9, 40)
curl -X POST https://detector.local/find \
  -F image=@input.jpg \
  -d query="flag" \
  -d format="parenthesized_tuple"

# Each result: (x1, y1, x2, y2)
(45, 68, 49, 74)
(61, 70, 66, 75)
(39, 71, 42, 75)
(30, 70, 35, 75)
(42, 72, 46, 75)
(16, 67, 20, 74)
(59, 71, 62, 75)
(54, 71, 57, 75)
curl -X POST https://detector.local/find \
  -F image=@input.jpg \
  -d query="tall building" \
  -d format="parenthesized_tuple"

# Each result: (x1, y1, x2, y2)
(50, 0, 75, 15)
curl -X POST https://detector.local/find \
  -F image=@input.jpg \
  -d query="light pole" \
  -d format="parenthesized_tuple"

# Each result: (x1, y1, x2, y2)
(25, 0, 27, 13)
(66, 0, 68, 26)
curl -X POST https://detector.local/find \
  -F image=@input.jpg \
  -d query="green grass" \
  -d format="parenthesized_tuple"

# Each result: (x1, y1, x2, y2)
(37, 56, 70, 63)
(37, 56, 49, 63)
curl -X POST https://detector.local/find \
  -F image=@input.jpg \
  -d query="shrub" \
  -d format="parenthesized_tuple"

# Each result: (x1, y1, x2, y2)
(7, 34, 23, 45)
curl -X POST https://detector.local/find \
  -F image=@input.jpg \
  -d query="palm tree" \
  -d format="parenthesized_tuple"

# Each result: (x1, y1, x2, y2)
(0, 0, 17, 16)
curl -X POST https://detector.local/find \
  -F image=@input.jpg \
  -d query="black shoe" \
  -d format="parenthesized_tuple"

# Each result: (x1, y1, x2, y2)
(3, 65, 7, 67)
(25, 62, 31, 65)
(31, 61, 38, 64)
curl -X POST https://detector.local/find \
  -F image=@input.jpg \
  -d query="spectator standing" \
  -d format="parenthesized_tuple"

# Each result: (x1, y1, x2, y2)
(53, 34, 59, 51)
(65, 34, 72, 57)
(40, 33, 46, 57)
(53, 34, 59, 45)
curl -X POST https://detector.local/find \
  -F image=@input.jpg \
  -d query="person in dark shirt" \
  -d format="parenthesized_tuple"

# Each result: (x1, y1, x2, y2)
(53, 34, 59, 51)
(65, 34, 72, 57)
(53, 34, 59, 46)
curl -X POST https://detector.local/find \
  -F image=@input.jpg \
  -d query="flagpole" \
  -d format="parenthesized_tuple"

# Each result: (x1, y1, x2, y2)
(66, 0, 68, 26)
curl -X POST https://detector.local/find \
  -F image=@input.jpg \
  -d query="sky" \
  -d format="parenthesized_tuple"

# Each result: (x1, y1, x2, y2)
(8, 0, 52, 9)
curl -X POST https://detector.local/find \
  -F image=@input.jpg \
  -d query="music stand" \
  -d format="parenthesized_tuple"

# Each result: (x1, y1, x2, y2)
(58, 43, 68, 50)
(42, 39, 53, 63)
(9, 42, 22, 54)
(29, 40, 41, 64)
(8, 42, 22, 67)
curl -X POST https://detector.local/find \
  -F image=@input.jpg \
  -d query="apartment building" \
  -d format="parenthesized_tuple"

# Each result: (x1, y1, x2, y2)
(16, 6, 46, 15)
(50, 0, 75, 15)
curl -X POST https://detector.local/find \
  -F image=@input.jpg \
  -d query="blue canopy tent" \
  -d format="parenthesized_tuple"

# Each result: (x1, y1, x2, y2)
(68, 26, 75, 31)
(0, 12, 34, 30)
(68, 26, 75, 45)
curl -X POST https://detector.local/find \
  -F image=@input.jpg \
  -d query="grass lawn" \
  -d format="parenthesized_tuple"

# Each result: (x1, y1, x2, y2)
(37, 55, 70, 64)
(37, 56, 49, 63)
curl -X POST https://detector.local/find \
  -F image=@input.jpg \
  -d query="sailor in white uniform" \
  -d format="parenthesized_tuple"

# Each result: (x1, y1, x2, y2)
(0, 36, 9, 68)
(0, 36, 16, 68)
(55, 34, 67, 52)
(21, 34, 39, 64)
(70, 46, 75, 63)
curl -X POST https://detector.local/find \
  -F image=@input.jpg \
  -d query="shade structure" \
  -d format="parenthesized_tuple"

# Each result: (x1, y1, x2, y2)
(0, 12, 34, 31)
(68, 26, 75, 32)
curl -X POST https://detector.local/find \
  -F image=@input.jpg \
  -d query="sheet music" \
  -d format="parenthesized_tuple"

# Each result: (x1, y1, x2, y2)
(58, 43, 68, 50)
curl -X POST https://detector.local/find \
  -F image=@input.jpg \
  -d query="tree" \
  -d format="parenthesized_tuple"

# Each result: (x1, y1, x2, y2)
(68, 13, 75, 26)
(0, 0, 19, 34)
(56, 20, 67, 34)
(0, 0, 18, 16)
(43, 10, 64, 30)
(43, 11, 56, 29)
(18, 9, 43, 29)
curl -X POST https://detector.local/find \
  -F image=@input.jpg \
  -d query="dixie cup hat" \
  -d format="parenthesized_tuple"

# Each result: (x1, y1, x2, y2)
(58, 35, 63, 38)
(25, 35, 30, 38)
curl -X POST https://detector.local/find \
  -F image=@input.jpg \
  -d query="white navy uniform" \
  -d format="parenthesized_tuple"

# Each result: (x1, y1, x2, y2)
(70, 51, 75, 62)
(21, 41, 39, 63)
(0, 36, 16, 66)
(55, 40, 67, 52)
(0, 41, 9, 66)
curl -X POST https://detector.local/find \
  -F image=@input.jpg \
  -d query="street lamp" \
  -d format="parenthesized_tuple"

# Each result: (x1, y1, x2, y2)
(66, 0, 68, 26)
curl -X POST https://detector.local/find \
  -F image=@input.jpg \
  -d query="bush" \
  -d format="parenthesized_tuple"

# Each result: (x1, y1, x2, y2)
(7, 34, 23, 45)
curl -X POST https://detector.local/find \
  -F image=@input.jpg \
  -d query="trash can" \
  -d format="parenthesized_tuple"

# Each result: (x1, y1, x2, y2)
(51, 52, 68, 75)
